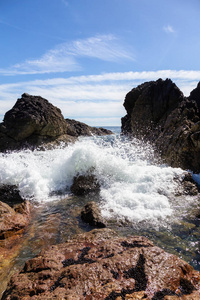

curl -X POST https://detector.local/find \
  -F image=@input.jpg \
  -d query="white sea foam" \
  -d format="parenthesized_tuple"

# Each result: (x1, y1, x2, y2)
(0, 135, 185, 222)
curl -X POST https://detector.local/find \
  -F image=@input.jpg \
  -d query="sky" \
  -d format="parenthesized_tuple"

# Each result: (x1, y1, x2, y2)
(0, 0, 200, 126)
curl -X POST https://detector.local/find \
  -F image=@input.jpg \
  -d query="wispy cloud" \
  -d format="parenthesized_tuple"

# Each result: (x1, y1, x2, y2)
(0, 35, 134, 76)
(163, 25, 175, 34)
(0, 70, 199, 125)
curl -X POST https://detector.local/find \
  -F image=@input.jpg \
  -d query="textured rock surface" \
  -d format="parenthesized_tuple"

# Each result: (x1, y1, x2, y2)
(121, 79, 200, 172)
(2, 229, 200, 299)
(66, 118, 113, 137)
(81, 201, 107, 228)
(0, 199, 32, 295)
(0, 200, 31, 239)
(71, 174, 100, 196)
(0, 93, 112, 151)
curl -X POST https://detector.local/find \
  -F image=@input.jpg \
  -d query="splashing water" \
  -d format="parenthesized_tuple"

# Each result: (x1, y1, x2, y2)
(0, 133, 185, 224)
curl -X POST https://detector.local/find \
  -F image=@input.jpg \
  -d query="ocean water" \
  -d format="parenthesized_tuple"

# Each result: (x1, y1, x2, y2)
(0, 127, 200, 287)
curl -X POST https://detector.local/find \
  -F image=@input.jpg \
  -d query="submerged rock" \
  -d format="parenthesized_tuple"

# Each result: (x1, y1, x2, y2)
(2, 228, 200, 299)
(81, 201, 106, 228)
(71, 174, 100, 196)
(121, 79, 200, 172)
(0, 93, 112, 151)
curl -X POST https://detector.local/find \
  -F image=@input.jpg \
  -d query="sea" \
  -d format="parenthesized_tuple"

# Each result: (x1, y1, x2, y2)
(0, 126, 200, 294)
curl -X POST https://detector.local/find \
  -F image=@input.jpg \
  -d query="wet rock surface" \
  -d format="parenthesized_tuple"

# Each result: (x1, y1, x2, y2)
(81, 201, 107, 228)
(0, 197, 32, 296)
(2, 228, 200, 300)
(0, 93, 112, 151)
(71, 174, 100, 196)
(0, 184, 31, 240)
(121, 79, 200, 172)
(0, 184, 24, 207)
(0, 200, 31, 240)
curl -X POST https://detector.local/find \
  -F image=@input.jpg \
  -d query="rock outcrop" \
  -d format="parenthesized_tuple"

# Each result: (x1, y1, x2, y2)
(0, 200, 31, 240)
(121, 79, 200, 172)
(0, 185, 24, 207)
(0, 184, 31, 239)
(81, 201, 107, 228)
(2, 228, 200, 299)
(0, 93, 112, 151)
(0, 189, 32, 296)
(71, 174, 100, 196)
(66, 118, 113, 137)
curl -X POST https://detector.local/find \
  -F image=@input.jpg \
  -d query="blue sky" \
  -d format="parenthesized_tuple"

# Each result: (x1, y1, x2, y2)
(0, 0, 200, 125)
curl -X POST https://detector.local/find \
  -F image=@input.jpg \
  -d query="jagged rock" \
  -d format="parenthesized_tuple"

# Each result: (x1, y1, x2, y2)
(189, 81, 200, 110)
(181, 173, 199, 195)
(0, 93, 72, 151)
(174, 172, 199, 196)
(0, 93, 112, 151)
(81, 201, 106, 228)
(121, 79, 200, 172)
(65, 118, 113, 136)
(2, 228, 200, 299)
(70, 174, 100, 196)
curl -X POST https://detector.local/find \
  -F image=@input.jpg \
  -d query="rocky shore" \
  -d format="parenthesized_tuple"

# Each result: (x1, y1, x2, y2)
(1, 87, 200, 299)
(121, 79, 200, 173)
(2, 228, 200, 299)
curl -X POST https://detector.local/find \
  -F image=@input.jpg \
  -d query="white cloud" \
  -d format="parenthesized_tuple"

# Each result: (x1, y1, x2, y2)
(0, 35, 134, 76)
(163, 25, 175, 33)
(0, 70, 199, 125)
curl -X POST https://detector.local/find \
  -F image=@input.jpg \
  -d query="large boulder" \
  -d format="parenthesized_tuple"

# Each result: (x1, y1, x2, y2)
(0, 93, 112, 151)
(121, 79, 200, 172)
(2, 228, 200, 299)
(0, 93, 73, 151)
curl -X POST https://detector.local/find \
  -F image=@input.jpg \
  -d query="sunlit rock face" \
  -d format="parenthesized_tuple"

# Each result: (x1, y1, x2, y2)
(2, 229, 200, 299)
(121, 79, 200, 172)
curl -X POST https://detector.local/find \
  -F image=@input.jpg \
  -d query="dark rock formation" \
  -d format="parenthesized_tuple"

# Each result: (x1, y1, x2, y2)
(66, 118, 113, 137)
(189, 82, 200, 110)
(181, 172, 199, 195)
(81, 201, 106, 228)
(0, 185, 24, 207)
(121, 79, 200, 172)
(2, 228, 200, 299)
(0, 93, 112, 151)
(71, 174, 100, 196)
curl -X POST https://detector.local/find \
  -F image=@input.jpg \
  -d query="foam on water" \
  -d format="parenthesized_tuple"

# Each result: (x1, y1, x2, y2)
(0, 134, 185, 222)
